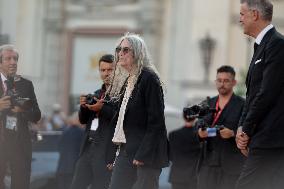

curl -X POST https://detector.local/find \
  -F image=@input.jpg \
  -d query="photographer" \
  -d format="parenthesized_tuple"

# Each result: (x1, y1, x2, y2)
(70, 54, 117, 189)
(197, 66, 245, 189)
(168, 115, 200, 189)
(0, 44, 41, 189)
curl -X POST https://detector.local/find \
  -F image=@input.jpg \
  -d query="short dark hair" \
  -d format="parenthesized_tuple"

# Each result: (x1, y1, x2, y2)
(217, 65, 236, 78)
(99, 54, 114, 65)
(241, 0, 273, 21)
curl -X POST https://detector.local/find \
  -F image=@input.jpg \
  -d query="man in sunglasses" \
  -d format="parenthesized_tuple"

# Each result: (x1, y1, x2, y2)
(70, 54, 117, 189)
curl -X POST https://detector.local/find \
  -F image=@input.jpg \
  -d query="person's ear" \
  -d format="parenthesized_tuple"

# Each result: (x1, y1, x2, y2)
(232, 79, 237, 86)
(252, 9, 260, 21)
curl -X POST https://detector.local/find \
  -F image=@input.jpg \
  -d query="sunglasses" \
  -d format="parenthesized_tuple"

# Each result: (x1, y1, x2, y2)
(115, 46, 132, 54)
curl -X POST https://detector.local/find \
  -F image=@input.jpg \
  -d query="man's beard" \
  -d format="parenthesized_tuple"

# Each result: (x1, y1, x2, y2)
(218, 87, 230, 96)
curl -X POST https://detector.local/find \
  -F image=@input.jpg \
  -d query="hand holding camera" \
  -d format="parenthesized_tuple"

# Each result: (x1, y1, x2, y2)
(80, 93, 104, 113)
(198, 127, 208, 138)
(0, 96, 11, 111)
(10, 105, 25, 113)
(4, 76, 32, 113)
(197, 124, 225, 138)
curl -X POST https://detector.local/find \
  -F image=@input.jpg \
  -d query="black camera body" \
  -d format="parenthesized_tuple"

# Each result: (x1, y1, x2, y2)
(195, 119, 209, 131)
(5, 76, 32, 110)
(6, 89, 32, 110)
(183, 99, 216, 121)
(85, 93, 99, 105)
(183, 97, 225, 137)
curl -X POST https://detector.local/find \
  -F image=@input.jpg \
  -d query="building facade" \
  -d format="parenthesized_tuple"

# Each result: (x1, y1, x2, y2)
(1, 0, 284, 115)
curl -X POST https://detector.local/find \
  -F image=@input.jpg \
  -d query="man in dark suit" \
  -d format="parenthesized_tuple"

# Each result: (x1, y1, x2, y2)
(70, 54, 117, 189)
(168, 116, 200, 189)
(236, 1, 284, 188)
(0, 44, 41, 189)
(197, 66, 245, 189)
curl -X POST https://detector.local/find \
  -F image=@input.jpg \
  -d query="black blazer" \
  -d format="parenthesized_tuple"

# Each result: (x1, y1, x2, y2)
(168, 126, 200, 183)
(78, 86, 117, 164)
(201, 94, 245, 174)
(0, 76, 41, 157)
(239, 27, 284, 149)
(115, 68, 169, 168)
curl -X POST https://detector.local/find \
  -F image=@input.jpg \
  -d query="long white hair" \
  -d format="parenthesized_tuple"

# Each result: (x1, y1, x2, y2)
(106, 33, 162, 99)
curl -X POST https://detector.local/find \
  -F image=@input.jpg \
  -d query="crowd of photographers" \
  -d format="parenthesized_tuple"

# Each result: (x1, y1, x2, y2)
(0, 52, 270, 189)
(2, 1, 284, 188)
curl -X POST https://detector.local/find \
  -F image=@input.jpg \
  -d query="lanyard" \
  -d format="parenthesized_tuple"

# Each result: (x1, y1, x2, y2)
(211, 97, 227, 127)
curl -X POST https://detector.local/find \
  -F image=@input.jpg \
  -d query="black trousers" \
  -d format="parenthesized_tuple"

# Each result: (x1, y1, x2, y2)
(197, 165, 240, 189)
(108, 148, 162, 189)
(0, 130, 32, 189)
(70, 142, 112, 189)
(171, 181, 197, 189)
(235, 148, 284, 189)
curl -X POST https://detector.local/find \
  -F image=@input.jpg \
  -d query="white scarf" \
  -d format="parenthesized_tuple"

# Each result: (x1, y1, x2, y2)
(112, 77, 135, 144)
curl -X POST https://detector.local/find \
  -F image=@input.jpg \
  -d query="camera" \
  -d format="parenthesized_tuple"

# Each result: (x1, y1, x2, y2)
(183, 97, 225, 137)
(183, 98, 216, 121)
(5, 77, 32, 110)
(85, 93, 99, 105)
(196, 119, 224, 137)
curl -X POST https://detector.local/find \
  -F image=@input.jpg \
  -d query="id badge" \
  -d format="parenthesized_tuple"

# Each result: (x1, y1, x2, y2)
(207, 127, 217, 137)
(6, 116, 17, 130)
(90, 118, 98, 131)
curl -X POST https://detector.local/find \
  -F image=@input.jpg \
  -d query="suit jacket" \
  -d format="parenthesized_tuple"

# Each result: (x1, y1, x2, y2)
(201, 94, 245, 174)
(239, 27, 284, 149)
(57, 125, 84, 174)
(0, 75, 41, 158)
(114, 68, 169, 168)
(78, 85, 117, 164)
(168, 126, 200, 183)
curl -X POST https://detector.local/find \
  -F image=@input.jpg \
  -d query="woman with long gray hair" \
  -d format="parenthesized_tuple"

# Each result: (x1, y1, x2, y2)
(107, 33, 169, 189)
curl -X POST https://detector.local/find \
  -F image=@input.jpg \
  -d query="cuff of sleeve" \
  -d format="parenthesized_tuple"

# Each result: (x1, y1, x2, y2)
(242, 124, 256, 137)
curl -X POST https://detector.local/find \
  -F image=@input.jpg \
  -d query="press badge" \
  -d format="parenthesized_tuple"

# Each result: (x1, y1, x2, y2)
(207, 127, 217, 137)
(6, 116, 17, 130)
(90, 118, 99, 131)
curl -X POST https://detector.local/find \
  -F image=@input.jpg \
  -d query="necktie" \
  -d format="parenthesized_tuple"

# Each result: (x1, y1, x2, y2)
(254, 42, 259, 54)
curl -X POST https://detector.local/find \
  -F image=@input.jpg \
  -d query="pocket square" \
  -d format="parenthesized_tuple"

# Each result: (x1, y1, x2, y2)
(255, 59, 262, 64)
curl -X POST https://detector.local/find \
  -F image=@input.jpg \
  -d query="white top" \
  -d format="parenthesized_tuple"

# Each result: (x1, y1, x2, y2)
(112, 76, 135, 144)
(255, 24, 274, 45)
